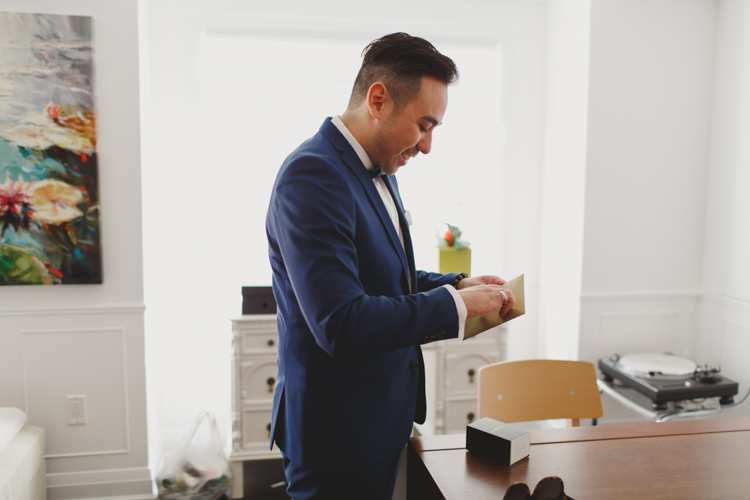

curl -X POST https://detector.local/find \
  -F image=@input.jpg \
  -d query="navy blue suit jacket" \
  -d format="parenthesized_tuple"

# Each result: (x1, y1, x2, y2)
(266, 118, 460, 470)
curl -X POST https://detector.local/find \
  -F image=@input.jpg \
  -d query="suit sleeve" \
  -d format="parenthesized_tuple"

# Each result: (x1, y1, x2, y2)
(416, 270, 460, 292)
(268, 156, 458, 358)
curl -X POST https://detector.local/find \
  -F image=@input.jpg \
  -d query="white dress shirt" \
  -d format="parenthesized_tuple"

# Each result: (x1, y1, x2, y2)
(330, 116, 467, 338)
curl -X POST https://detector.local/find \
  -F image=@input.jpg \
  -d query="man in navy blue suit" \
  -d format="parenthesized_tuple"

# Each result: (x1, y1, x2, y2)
(266, 33, 515, 499)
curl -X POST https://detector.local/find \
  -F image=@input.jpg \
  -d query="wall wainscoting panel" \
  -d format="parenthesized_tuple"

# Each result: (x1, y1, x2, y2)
(716, 320, 750, 380)
(691, 293, 750, 373)
(22, 327, 130, 458)
(691, 293, 750, 421)
(0, 308, 150, 499)
(598, 311, 681, 355)
(579, 291, 700, 363)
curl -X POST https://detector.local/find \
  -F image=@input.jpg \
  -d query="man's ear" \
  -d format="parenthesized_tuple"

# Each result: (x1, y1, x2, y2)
(366, 82, 391, 119)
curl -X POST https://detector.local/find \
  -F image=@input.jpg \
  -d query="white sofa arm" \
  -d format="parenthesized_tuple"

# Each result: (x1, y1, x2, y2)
(0, 407, 46, 500)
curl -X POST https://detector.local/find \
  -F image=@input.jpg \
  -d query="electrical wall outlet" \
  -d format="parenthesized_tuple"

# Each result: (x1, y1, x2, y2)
(67, 395, 87, 425)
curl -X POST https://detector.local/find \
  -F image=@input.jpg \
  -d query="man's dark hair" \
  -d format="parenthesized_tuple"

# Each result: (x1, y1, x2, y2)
(348, 33, 459, 113)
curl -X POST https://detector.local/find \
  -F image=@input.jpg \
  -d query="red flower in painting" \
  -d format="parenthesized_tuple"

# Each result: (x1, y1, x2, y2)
(0, 174, 35, 236)
(45, 101, 61, 121)
(0, 175, 33, 214)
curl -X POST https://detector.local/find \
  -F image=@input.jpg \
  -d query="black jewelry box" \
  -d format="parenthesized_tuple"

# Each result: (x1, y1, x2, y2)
(466, 417, 530, 466)
(242, 286, 277, 315)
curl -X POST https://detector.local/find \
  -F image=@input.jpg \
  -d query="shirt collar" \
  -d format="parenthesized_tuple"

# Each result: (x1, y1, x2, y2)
(331, 115, 376, 174)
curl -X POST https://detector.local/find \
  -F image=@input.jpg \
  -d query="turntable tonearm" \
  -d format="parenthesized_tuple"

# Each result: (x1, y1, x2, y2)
(598, 352, 739, 411)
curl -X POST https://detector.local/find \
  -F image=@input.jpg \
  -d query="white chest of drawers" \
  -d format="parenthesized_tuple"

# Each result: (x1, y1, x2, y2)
(228, 315, 282, 498)
(229, 314, 281, 459)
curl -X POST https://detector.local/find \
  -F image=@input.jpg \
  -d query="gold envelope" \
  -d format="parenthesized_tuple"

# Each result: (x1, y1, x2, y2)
(463, 274, 525, 340)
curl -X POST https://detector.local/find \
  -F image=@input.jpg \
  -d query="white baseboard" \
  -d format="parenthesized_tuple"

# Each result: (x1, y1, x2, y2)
(57, 495, 154, 500)
(46, 467, 153, 500)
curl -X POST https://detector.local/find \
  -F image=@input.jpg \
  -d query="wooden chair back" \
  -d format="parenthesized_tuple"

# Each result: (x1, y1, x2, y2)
(477, 359, 603, 427)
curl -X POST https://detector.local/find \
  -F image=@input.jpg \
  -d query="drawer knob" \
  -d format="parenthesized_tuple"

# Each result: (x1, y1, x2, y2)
(467, 412, 475, 424)
(268, 339, 275, 347)
(468, 368, 476, 383)
(266, 423, 272, 437)
(267, 377, 276, 392)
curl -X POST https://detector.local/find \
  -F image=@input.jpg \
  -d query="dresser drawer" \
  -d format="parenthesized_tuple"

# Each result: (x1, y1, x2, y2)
(234, 317, 277, 333)
(240, 357, 278, 402)
(241, 406, 274, 449)
(445, 351, 499, 394)
(240, 331, 279, 354)
(444, 396, 478, 434)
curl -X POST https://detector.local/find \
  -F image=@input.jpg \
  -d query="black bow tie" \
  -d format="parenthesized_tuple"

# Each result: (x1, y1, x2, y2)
(370, 166, 386, 179)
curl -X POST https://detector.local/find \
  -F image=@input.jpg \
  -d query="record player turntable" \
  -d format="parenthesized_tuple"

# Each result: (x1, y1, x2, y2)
(598, 352, 739, 411)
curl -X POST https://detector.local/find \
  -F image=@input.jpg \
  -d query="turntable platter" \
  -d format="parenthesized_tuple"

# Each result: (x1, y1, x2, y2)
(617, 352, 697, 378)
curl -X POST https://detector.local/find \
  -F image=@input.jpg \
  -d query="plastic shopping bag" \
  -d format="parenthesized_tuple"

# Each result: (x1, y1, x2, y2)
(156, 411, 234, 500)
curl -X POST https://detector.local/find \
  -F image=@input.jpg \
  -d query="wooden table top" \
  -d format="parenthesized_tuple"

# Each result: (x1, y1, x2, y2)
(408, 417, 750, 499)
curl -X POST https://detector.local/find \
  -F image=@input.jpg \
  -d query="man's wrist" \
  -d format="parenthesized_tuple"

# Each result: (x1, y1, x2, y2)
(452, 273, 469, 288)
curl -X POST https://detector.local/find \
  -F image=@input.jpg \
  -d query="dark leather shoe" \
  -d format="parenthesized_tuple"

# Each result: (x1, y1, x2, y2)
(531, 476, 574, 500)
(503, 482, 531, 500)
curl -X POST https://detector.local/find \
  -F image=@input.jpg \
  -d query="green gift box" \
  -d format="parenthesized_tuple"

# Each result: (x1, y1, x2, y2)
(439, 247, 471, 275)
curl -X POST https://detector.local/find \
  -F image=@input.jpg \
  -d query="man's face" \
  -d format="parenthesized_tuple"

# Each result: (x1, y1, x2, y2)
(370, 76, 448, 176)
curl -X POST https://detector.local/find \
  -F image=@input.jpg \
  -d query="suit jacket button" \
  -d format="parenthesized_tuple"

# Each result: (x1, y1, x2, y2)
(411, 361, 420, 371)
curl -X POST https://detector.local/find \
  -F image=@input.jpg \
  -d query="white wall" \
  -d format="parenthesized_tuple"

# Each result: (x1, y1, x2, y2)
(582, 0, 715, 296)
(540, 0, 720, 368)
(497, 4, 547, 364)
(141, 0, 548, 455)
(0, 0, 150, 499)
(700, 0, 750, 304)
(578, 0, 717, 397)
(536, 0, 591, 362)
(691, 0, 750, 419)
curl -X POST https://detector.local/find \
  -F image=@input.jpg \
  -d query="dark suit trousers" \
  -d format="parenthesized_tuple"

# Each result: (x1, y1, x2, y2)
(280, 448, 402, 500)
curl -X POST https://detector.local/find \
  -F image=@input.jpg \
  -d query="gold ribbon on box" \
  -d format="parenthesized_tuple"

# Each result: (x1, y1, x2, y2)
(464, 274, 525, 340)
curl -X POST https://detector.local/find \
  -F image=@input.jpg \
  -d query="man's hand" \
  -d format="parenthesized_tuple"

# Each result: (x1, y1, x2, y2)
(456, 275, 506, 289)
(456, 275, 515, 318)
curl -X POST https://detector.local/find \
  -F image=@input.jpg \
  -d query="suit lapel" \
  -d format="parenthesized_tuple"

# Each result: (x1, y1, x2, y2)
(320, 120, 412, 290)
(383, 176, 417, 294)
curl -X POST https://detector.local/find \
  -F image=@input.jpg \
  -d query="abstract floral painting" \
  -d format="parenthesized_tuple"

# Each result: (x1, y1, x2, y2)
(0, 12, 101, 285)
